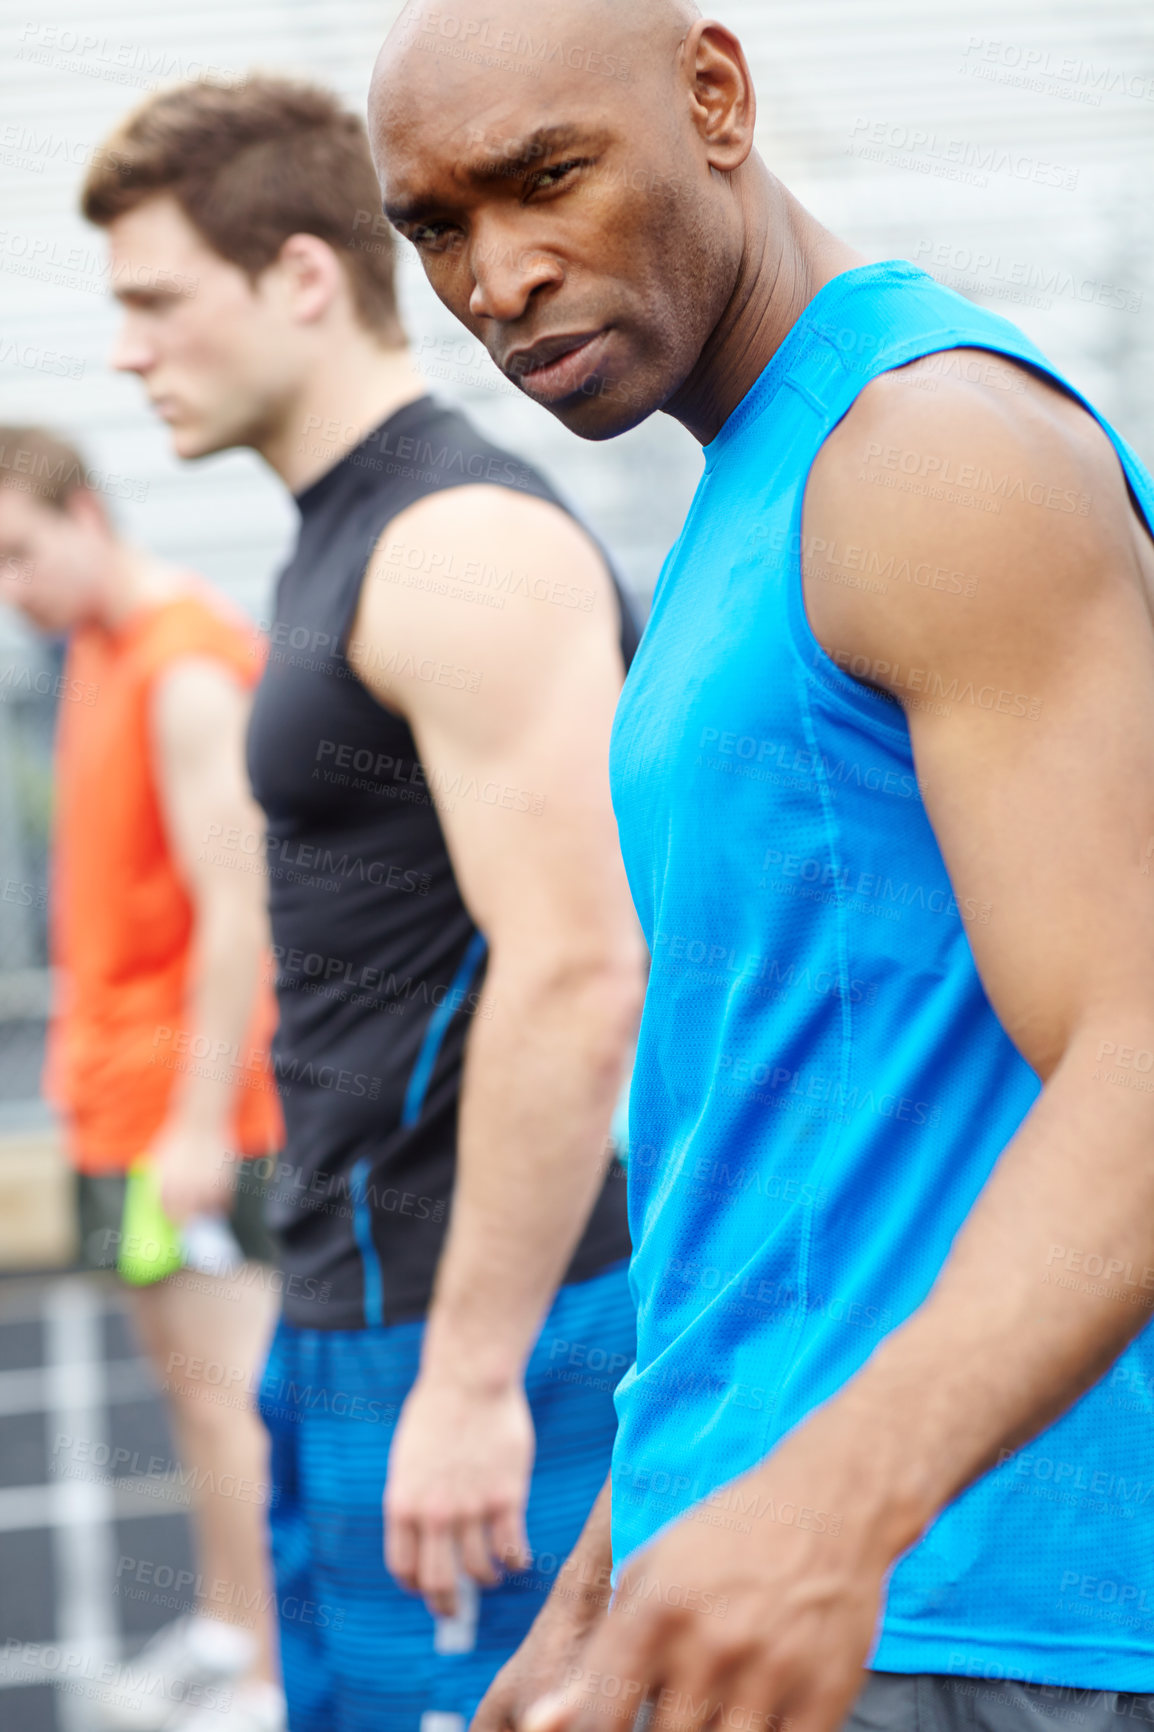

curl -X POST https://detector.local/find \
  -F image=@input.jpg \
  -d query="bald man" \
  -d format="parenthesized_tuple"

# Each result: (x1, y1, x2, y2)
(369, 8, 1154, 1732)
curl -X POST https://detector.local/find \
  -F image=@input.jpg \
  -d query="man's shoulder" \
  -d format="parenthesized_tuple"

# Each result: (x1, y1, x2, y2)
(363, 482, 613, 637)
(797, 344, 1136, 682)
(350, 481, 620, 721)
(381, 479, 586, 550)
(132, 582, 260, 681)
(803, 349, 1131, 675)
(814, 348, 1117, 521)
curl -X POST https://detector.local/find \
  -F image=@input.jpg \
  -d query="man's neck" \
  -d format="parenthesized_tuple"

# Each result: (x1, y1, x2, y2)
(668, 166, 868, 446)
(259, 337, 429, 494)
(97, 542, 187, 632)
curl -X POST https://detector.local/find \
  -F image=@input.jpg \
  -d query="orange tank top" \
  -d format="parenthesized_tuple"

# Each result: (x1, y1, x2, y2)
(45, 585, 283, 1172)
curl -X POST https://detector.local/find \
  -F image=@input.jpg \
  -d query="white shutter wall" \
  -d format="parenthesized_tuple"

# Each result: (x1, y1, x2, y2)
(2, 0, 1151, 625)
(0, 0, 1149, 1100)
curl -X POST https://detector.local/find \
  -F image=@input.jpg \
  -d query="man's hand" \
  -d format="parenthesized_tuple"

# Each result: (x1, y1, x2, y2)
(152, 1117, 237, 1224)
(385, 1370, 534, 1616)
(474, 1562, 610, 1732)
(522, 1416, 895, 1732)
(473, 1473, 614, 1732)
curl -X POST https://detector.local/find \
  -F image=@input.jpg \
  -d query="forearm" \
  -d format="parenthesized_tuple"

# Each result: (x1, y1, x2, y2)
(166, 885, 266, 1134)
(803, 1018, 1154, 1558)
(548, 1475, 615, 1627)
(420, 949, 639, 1389)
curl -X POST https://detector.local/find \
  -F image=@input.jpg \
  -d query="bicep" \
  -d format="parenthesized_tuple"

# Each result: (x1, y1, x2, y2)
(909, 600, 1154, 1077)
(803, 367, 1154, 1076)
(349, 487, 633, 953)
(413, 642, 627, 951)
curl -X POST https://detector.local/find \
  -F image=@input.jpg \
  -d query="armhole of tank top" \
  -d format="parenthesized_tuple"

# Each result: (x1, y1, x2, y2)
(780, 331, 1142, 744)
(782, 463, 912, 745)
(332, 471, 634, 670)
(334, 519, 391, 667)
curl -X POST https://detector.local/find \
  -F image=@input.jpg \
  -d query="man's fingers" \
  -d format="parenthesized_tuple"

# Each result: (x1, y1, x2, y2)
(383, 1504, 419, 1588)
(520, 1689, 572, 1732)
(460, 1515, 501, 1586)
(488, 1504, 531, 1574)
(533, 1612, 653, 1732)
(418, 1519, 461, 1616)
(772, 1663, 866, 1732)
(157, 1178, 186, 1222)
(647, 1654, 730, 1732)
(711, 1653, 858, 1732)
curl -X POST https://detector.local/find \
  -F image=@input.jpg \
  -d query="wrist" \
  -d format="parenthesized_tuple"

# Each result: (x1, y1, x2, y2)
(418, 1329, 524, 1398)
(547, 1550, 614, 1630)
(750, 1377, 937, 1570)
(163, 1097, 233, 1140)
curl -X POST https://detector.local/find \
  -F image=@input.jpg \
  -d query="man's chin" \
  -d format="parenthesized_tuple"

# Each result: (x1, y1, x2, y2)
(168, 425, 218, 461)
(28, 606, 75, 635)
(546, 387, 658, 443)
(526, 365, 664, 442)
(161, 412, 241, 461)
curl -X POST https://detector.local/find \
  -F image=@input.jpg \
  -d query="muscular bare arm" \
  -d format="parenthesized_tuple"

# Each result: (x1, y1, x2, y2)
(347, 485, 645, 1612)
(530, 359, 1154, 1732)
(798, 355, 1154, 1514)
(150, 657, 270, 1221)
(473, 1476, 615, 1732)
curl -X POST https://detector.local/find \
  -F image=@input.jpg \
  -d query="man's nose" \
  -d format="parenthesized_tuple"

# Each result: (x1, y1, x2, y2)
(109, 315, 153, 375)
(467, 219, 562, 325)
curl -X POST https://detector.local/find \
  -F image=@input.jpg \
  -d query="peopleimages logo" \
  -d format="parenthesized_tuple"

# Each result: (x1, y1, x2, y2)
(846, 117, 1078, 190)
(653, 928, 876, 1005)
(997, 1444, 1154, 1506)
(717, 1054, 940, 1128)
(0, 334, 85, 378)
(759, 847, 992, 923)
(1058, 1571, 1154, 1609)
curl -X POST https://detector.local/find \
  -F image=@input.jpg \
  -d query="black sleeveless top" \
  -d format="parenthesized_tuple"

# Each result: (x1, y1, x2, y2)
(247, 396, 637, 1328)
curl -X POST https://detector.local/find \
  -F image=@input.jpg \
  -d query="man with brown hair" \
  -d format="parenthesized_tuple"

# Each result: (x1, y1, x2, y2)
(82, 76, 644, 1732)
(0, 427, 285, 1732)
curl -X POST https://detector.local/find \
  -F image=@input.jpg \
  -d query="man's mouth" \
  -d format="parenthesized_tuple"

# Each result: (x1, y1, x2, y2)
(501, 329, 610, 404)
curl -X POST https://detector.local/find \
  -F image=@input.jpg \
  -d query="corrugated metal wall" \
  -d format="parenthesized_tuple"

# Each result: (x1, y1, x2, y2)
(3, 0, 1152, 612)
(1, 0, 1151, 1099)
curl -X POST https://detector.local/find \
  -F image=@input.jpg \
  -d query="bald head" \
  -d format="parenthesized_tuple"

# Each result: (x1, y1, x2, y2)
(368, 0, 760, 439)
(380, 0, 702, 92)
(372, 0, 703, 201)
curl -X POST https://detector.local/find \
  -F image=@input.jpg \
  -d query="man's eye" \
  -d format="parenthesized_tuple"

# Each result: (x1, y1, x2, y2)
(410, 222, 461, 253)
(526, 159, 587, 197)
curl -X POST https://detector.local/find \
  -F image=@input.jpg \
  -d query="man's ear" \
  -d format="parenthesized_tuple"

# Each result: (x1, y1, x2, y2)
(683, 20, 757, 174)
(268, 231, 347, 325)
(67, 487, 111, 538)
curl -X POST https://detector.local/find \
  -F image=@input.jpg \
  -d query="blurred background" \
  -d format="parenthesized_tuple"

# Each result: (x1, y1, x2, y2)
(1, 0, 1152, 1725)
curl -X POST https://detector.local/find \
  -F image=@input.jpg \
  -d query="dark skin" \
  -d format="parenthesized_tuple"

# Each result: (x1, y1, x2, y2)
(370, 8, 1154, 1732)
(372, 0, 860, 443)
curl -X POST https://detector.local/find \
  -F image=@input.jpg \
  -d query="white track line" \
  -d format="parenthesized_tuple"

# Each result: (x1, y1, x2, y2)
(43, 1275, 121, 1731)
(0, 1356, 155, 1418)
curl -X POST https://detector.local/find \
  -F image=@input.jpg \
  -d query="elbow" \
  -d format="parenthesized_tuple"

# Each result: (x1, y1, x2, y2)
(555, 941, 646, 1041)
(498, 931, 646, 1051)
(591, 942, 647, 1049)
(195, 877, 269, 950)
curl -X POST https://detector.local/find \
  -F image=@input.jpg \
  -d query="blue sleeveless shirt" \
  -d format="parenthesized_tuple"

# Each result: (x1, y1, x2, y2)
(608, 261, 1154, 1689)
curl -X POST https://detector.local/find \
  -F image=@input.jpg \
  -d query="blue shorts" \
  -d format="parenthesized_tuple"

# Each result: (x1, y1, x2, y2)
(258, 1261, 635, 1732)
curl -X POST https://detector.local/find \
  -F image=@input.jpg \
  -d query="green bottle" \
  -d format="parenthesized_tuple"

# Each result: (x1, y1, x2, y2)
(117, 1159, 184, 1286)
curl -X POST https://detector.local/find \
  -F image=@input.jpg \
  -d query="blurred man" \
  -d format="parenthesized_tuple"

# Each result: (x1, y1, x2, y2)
(0, 428, 284, 1732)
(369, 5, 1154, 1732)
(82, 76, 644, 1732)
